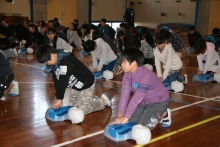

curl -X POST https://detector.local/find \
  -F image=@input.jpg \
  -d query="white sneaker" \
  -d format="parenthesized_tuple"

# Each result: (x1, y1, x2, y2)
(9, 80, 19, 96)
(161, 108, 172, 128)
(183, 74, 188, 84)
(101, 92, 112, 107)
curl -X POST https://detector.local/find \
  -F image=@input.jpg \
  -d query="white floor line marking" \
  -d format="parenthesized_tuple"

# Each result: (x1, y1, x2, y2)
(171, 96, 219, 111)
(50, 94, 220, 147)
(169, 91, 215, 100)
(10, 62, 42, 69)
(50, 130, 104, 147)
(19, 82, 53, 83)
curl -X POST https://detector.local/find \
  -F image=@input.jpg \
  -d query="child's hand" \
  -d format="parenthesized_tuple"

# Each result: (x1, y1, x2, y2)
(197, 71, 203, 75)
(92, 68, 98, 72)
(159, 77, 163, 81)
(111, 115, 128, 124)
(51, 99, 63, 108)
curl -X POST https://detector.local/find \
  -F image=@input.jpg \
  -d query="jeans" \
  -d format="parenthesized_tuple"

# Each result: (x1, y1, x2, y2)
(163, 71, 183, 86)
(93, 59, 117, 76)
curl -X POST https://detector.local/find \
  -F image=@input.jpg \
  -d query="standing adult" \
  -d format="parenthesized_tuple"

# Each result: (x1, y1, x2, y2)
(124, 2, 135, 27)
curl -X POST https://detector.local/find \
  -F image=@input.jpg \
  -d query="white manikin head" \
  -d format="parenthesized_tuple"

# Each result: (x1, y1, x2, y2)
(27, 48, 34, 54)
(103, 70, 114, 80)
(68, 107, 84, 124)
(132, 124, 151, 145)
(214, 73, 220, 83)
(171, 81, 184, 92)
(144, 64, 153, 71)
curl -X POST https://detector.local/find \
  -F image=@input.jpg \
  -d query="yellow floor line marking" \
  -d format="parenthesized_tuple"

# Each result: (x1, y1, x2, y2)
(134, 114, 220, 147)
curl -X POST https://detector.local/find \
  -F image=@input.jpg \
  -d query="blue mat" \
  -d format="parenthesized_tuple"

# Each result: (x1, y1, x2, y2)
(80, 50, 89, 55)
(18, 48, 27, 54)
(104, 122, 136, 142)
(45, 106, 73, 121)
(192, 74, 215, 82)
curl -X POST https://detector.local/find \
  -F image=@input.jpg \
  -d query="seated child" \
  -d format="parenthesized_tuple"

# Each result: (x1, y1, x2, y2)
(194, 38, 220, 75)
(84, 39, 117, 74)
(188, 25, 202, 51)
(154, 35, 188, 86)
(36, 44, 111, 115)
(67, 22, 83, 49)
(205, 28, 220, 55)
(0, 51, 19, 98)
(111, 48, 171, 129)
(19, 24, 45, 53)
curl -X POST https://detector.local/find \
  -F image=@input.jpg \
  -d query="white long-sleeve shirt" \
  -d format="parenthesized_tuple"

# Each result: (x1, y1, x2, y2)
(67, 30, 82, 49)
(197, 42, 220, 73)
(154, 43, 183, 79)
(92, 38, 117, 71)
(55, 37, 70, 53)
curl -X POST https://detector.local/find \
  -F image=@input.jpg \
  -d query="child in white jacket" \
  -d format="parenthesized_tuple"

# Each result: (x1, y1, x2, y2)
(84, 39, 117, 73)
(154, 35, 188, 86)
(194, 39, 220, 75)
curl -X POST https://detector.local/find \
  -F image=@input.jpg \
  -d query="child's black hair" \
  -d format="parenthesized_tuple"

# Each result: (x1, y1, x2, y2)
(189, 25, 195, 31)
(101, 18, 107, 23)
(90, 24, 98, 31)
(159, 29, 171, 39)
(68, 22, 75, 29)
(83, 40, 95, 52)
(40, 20, 46, 27)
(92, 30, 102, 40)
(194, 38, 206, 55)
(121, 47, 144, 66)
(48, 20, 54, 24)
(120, 23, 127, 28)
(132, 38, 141, 48)
(141, 27, 148, 35)
(36, 44, 57, 63)
(81, 23, 91, 35)
(116, 31, 125, 38)
(29, 23, 35, 29)
(53, 18, 58, 22)
(74, 19, 78, 24)
(45, 27, 58, 48)
(212, 28, 220, 35)
(155, 35, 166, 45)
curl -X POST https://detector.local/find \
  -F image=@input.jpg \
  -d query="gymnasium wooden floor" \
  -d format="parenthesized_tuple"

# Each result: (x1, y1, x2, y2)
(1, 40, 220, 147)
